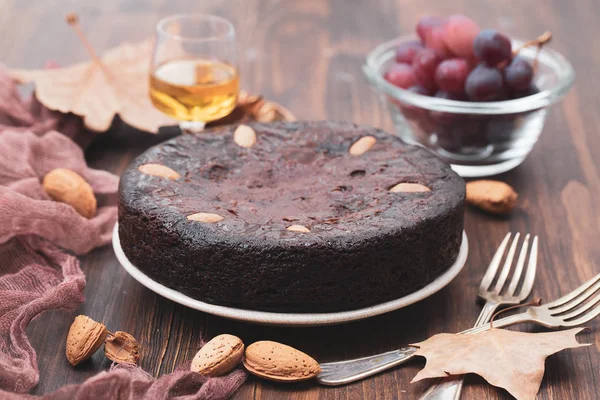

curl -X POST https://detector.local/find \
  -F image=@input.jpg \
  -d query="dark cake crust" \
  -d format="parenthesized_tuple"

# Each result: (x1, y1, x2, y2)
(118, 121, 465, 312)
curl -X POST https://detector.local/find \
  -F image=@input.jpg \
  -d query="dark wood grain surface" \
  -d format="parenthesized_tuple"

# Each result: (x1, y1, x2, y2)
(2, 0, 599, 398)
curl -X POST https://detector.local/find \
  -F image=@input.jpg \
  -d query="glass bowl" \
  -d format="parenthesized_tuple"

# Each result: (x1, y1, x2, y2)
(363, 35, 575, 177)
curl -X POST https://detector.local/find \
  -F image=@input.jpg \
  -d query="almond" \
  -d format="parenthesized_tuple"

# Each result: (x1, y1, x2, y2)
(138, 163, 180, 180)
(104, 331, 139, 364)
(43, 168, 97, 219)
(389, 182, 431, 193)
(466, 180, 518, 214)
(66, 315, 108, 366)
(191, 334, 244, 377)
(233, 124, 257, 148)
(244, 341, 321, 382)
(187, 213, 224, 223)
(286, 224, 310, 233)
(349, 136, 377, 156)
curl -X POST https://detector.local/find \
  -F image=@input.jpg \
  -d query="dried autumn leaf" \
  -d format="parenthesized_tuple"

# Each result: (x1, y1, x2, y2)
(9, 16, 174, 132)
(9, 16, 294, 134)
(411, 328, 589, 400)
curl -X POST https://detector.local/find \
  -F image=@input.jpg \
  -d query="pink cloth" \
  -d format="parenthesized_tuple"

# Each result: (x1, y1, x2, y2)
(0, 65, 82, 139)
(0, 66, 246, 399)
(2, 363, 247, 400)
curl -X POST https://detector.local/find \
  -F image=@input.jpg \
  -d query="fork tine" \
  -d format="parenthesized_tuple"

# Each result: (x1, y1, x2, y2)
(479, 233, 512, 292)
(561, 297, 600, 327)
(550, 279, 600, 313)
(546, 273, 600, 308)
(557, 290, 600, 320)
(492, 233, 520, 293)
(514, 235, 538, 299)
(507, 234, 531, 296)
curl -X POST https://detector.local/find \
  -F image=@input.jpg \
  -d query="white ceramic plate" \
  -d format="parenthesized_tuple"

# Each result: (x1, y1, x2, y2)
(113, 224, 468, 326)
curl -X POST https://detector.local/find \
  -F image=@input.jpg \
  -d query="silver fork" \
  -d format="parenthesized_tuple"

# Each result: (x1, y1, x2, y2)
(318, 232, 538, 386)
(419, 232, 537, 400)
(466, 272, 600, 333)
(317, 273, 600, 386)
(318, 272, 600, 386)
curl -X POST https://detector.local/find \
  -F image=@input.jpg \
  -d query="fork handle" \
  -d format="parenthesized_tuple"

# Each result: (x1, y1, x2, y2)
(418, 301, 501, 400)
(316, 347, 418, 386)
(316, 312, 531, 386)
(420, 379, 464, 400)
(473, 302, 500, 327)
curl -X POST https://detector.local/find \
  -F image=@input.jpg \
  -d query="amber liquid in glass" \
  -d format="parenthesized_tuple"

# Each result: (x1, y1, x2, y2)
(149, 59, 239, 122)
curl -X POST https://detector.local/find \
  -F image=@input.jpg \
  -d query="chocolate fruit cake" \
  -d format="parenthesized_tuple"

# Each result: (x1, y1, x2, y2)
(118, 121, 465, 312)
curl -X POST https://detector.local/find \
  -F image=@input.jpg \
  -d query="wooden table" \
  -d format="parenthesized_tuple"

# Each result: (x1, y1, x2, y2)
(3, 0, 598, 398)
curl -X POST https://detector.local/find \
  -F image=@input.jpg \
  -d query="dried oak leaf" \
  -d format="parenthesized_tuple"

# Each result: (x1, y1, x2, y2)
(411, 328, 588, 400)
(10, 38, 175, 133)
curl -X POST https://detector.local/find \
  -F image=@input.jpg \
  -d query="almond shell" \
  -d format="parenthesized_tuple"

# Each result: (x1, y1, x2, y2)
(65, 315, 108, 366)
(191, 334, 245, 376)
(244, 341, 321, 382)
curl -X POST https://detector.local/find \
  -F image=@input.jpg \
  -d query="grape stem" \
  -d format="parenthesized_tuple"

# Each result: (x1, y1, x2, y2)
(512, 31, 552, 56)
(512, 31, 552, 72)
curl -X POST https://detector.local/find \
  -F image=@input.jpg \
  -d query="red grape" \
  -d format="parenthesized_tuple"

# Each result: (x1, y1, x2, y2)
(412, 49, 442, 91)
(465, 64, 504, 101)
(395, 41, 424, 64)
(435, 58, 470, 93)
(443, 15, 480, 59)
(425, 25, 453, 58)
(430, 91, 467, 124)
(434, 90, 468, 101)
(473, 29, 512, 65)
(407, 85, 431, 96)
(384, 63, 417, 89)
(400, 86, 431, 119)
(416, 16, 446, 42)
(504, 56, 533, 91)
(512, 84, 540, 99)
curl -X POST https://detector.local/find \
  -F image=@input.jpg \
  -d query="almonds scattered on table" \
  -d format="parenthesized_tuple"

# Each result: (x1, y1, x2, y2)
(286, 224, 310, 233)
(43, 168, 97, 219)
(233, 124, 257, 148)
(187, 213, 224, 223)
(65, 315, 140, 366)
(105, 331, 140, 364)
(466, 180, 518, 214)
(191, 334, 245, 376)
(244, 341, 321, 382)
(138, 163, 181, 180)
(389, 182, 431, 193)
(66, 315, 108, 366)
(349, 136, 377, 156)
